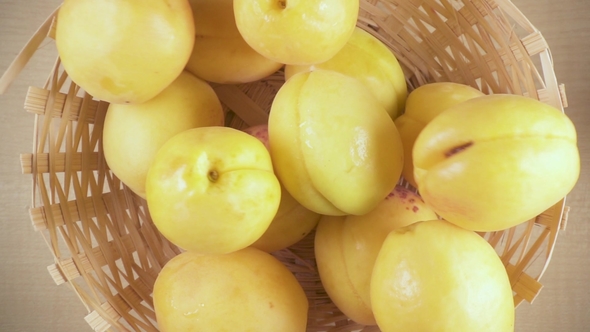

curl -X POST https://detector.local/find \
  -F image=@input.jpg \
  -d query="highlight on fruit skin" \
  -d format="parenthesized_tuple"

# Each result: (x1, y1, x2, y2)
(413, 93, 580, 232)
(394, 82, 485, 188)
(314, 185, 438, 326)
(102, 71, 224, 199)
(370, 219, 515, 332)
(185, 0, 284, 84)
(55, 0, 196, 104)
(243, 124, 321, 253)
(145, 126, 282, 255)
(285, 27, 408, 120)
(153, 248, 309, 332)
(233, 0, 360, 66)
(268, 69, 404, 216)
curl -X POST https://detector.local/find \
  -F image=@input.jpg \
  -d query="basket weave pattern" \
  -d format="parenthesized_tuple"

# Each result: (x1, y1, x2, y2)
(1, 0, 570, 331)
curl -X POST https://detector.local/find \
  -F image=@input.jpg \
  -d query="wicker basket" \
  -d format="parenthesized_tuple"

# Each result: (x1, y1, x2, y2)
(0, 0, 571, 331)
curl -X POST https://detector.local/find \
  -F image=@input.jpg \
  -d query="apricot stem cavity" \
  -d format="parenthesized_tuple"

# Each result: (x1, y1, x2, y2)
(208, 170, 219, 182)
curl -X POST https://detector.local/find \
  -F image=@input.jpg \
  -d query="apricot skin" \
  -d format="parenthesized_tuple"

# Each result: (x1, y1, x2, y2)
(414, 94, 579, 231)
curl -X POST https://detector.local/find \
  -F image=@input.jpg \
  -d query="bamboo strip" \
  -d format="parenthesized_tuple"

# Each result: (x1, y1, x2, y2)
(84, 310, 112, 332)
(535, 198, 567, 279)
(506, 263, 544, 303)
(0, 6, 59, 94)
(213, 85, 269, 126)
(28, 189, 135, 231)
(25, 86, 100, 122)
(21, 152, 99, 174)
(45, 78, 61, 204)
(84, 302, 117, 332)
(521, 31, 549, 56)
(560, 205, 570, 231)
(47, 234, 137, 284)
(539, 50, 563, 110)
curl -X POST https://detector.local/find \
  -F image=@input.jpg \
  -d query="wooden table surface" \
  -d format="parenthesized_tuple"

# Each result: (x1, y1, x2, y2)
(0, 1, 588, 331)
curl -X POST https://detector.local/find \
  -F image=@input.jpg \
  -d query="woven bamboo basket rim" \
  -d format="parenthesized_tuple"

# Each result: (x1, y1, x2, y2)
(0, 0, 572, 331)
